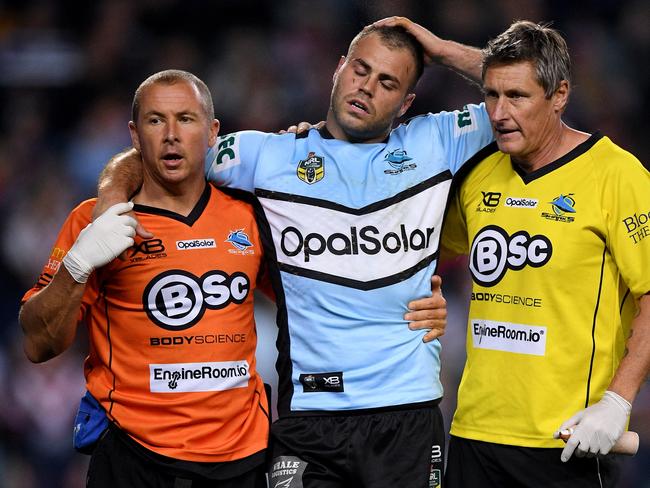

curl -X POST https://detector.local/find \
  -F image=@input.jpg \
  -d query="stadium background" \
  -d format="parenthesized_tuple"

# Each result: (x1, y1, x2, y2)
(0, 0, 648, 486)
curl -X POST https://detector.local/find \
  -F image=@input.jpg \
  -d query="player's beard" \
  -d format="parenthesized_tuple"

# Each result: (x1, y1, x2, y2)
(329, 86, 395, 143)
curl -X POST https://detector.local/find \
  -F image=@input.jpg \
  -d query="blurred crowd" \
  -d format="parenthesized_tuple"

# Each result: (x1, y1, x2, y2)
(0, 0, 648, 486)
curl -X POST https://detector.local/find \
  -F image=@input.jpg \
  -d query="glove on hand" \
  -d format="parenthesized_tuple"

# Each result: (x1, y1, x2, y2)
(63, 202, 136, 283)
(554, 390, 631, 462)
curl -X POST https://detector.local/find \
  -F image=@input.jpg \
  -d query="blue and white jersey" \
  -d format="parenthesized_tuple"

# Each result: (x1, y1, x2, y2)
(206, 104, 492, 416)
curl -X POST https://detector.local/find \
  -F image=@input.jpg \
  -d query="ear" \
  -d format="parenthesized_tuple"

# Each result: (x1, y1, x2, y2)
(128, 121, 140, 151)
(553, 80, 570, 113)
(208, 119, 220, 147)
(397, 93, 416, 118)
(333, 56, 346, 83)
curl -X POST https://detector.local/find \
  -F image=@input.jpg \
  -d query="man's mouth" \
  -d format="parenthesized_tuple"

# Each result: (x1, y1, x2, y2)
(348, 99, 370, 114)
(162, 152, 183, 161)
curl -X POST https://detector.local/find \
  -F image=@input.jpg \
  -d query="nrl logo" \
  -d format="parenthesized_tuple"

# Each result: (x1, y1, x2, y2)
(297, 152, 324, 184)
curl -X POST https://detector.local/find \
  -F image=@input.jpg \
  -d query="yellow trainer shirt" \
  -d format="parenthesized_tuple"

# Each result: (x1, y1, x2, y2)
(444, 134, 650, 447)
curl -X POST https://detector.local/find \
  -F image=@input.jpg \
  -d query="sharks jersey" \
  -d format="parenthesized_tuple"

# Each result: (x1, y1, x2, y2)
(206, 104, 492, 416)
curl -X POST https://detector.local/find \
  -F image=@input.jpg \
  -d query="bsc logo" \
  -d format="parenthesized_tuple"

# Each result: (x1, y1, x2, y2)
(469, 225, 552, 286)
(143, 269, 250, 330)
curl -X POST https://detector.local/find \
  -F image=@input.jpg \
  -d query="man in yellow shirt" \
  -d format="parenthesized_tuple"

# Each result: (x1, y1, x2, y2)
(439, 21, 650, 487)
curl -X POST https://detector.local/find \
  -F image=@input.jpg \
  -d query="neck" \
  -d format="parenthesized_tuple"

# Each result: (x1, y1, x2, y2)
(325, 110, 389, 144)
(513, 122, 590, 173)
(134, 174, 206, 216)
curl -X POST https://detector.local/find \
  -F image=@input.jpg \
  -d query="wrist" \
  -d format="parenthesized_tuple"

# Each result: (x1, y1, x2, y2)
(63, 249, 93, 284)
(604, 390, 632, 416)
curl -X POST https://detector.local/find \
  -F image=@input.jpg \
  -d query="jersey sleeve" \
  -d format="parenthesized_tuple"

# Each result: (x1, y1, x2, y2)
(21, 200, 100, 319)
(601, 149, 650, 299)
(205, 130, 271, 192)
(441, 186, 469, 257)
(428, 102, 493, 174)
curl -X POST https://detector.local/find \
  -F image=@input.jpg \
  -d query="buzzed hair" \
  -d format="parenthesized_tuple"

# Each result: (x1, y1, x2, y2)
(349, 25, 424, 91)
(482, 21, 572, 98)
(132, 69, 214, 121)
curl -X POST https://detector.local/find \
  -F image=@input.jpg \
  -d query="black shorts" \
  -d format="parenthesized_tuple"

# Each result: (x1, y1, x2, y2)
(86, 424, 267, 488)
(268, 400, 445, 488)
(445, 435, 621, 488)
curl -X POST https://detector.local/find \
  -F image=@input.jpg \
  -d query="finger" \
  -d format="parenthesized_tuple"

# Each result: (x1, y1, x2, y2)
(561, 436, 579, 462)
(314, 121, 326, 129)
(136, 222, 153, 239)
(431, 274, 443, 294)
(297, 122, 311, 133)
(422, 328, 443, 342)
(372, 16, 403, 28)
(108, 201, 135, 216)
(277, 130, 287, 134)
(407, 295, 447, 311)
(286, 125, 298, 134)
(404, 309, 446, 323)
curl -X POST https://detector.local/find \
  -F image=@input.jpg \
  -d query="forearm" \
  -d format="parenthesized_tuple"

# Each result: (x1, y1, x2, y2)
(19, 268, 86, 363)
(608, 293, 650, 403)
(97, 148, 143, 201)
(433, 38, 483, 85)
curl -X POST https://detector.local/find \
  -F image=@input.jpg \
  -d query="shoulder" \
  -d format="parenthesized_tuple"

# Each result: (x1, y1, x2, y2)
(589, 135, 648, 180)
(451, 141, 502, 189)
(209, 184, 257, 213)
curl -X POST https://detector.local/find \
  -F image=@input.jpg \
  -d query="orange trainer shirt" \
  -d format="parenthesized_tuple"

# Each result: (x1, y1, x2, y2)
(22, 184, 269, 462)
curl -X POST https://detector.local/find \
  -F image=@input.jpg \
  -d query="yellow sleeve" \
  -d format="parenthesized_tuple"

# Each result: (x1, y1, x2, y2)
(601, 148, 650, 299)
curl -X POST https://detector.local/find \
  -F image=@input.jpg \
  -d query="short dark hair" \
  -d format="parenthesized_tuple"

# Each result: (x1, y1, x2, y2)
(349, 25, 424, 91)
(132, 69, 214, 122)
(482, 21, 571, 98)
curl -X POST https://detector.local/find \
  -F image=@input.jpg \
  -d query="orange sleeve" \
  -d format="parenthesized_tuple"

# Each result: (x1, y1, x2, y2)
(21, 199, 100, 321)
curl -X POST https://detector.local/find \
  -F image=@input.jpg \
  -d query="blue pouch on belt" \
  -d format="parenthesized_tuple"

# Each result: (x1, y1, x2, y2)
(73, 390, 109, 454)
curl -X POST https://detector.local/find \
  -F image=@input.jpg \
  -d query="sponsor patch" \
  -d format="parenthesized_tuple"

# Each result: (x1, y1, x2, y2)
(469, 225, 552, 287)
(453, 105, 478, 137)
(622, 209, 650, 244)
(475, 191, 501, 213)
(299, 372, 344, 392)
(505, 196, 538, 208)
(471, 319, 547, 355)
(210, 133, 241, 173)
(176, 238, 216, 250)
(149, 360, 250, 392)
(270, 456, 307, 488)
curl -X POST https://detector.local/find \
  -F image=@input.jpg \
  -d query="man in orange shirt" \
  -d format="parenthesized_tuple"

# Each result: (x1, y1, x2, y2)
(19, 70, 270, 487)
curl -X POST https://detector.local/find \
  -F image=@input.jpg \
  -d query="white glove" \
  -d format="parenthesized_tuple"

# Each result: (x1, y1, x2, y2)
(554, 390, 631, 462)
(63, 202, 137, 283)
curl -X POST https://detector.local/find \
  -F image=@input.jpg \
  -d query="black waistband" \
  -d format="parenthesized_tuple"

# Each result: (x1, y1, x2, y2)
(280, 398, 442, 418)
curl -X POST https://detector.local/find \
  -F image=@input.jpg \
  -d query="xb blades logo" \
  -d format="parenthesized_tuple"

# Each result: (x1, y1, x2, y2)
(469, 225, 552, 286)
(482, 191, 501, 207)
(297, 152, 324, 184)
(550, 194, 576, 216)
(384, 148, 417, 174)
(226, 229, 253, 251)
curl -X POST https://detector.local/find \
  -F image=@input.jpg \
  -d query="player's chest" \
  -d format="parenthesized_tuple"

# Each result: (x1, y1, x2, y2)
(258, 142, 451, 206)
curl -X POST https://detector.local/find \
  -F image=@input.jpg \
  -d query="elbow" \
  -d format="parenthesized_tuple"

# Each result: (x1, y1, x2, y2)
(23, 339, 56, 364)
